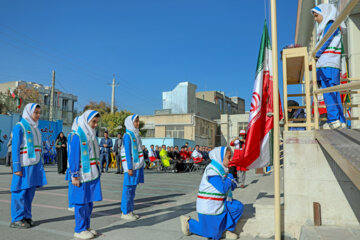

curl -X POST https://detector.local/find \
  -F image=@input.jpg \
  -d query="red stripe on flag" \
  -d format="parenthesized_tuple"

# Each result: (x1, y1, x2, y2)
(197, 195, 225, 201)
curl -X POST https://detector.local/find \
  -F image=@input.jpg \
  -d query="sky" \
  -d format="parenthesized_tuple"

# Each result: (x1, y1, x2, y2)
(0, 0, 299, 115)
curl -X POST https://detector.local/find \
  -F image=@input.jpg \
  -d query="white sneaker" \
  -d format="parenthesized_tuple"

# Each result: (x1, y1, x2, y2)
(322, 123, 331, 130)
(74, 230, 94, 239)
(222, 230, 238, 239)
(131, 212, 140, 219)
(87, 228, 97, 236)
(341, 122, 347, 129)
(180, 215, 191, 236)
(330, 120, 341, 129)
(121, 212, 137, 221)
(68, 207, 75, 212)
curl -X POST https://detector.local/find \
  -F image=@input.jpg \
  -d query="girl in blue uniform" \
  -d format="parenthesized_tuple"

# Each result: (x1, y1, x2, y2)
(66, 116, 79, 212)
(312, 4, 346, 129)
(68, 110, 102, 240)
(10, 103, 47, 229)
(120, 114, 145, 221)
(180, 147, 243, 240)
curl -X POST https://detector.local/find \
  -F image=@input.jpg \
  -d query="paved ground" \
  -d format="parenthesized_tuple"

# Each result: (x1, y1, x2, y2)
(0, 165, 271, 240)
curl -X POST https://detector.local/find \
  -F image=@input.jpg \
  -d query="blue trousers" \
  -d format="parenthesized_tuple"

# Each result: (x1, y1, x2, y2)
(121, 185, 137, 214)
(75, 202, 93, 233)
(11, 187, 36, 222)
(100, 152, 110, 172)
(317, 68, 346, 123)
(189, 200, 244, 240)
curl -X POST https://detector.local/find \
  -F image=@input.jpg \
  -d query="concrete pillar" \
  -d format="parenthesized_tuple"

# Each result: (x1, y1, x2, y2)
(347, 14, 360, 129)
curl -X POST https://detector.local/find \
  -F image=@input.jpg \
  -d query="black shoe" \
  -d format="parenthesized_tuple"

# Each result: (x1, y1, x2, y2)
(24, 218, 35, 227)
(101, 170, 104, 173)
(9, 219, 30, 229)
(115, 172, 120, 174)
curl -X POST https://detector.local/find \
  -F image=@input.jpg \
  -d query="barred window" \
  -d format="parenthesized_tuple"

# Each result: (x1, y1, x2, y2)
(165, 125, 184, 138)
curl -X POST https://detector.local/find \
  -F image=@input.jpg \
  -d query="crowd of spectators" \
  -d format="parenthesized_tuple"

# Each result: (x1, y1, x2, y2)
(142, 143, 212, 172)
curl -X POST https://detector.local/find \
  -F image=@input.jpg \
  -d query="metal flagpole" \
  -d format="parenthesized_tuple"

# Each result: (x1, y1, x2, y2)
(270, 0, 281, 239)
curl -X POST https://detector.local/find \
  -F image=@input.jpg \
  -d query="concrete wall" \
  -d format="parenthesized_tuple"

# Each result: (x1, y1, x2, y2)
(220, 113, 249, 146)
(283, 131, 360, 239)
(140, 114, 216, 146)
(196, 98, 221, 120)
(162, 82, 197, 114)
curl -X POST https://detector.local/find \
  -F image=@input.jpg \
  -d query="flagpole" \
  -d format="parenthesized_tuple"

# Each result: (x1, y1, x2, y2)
(270, 0, 281, 240)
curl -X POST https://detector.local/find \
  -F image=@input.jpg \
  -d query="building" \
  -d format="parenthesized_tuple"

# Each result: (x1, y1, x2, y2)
(219, 113, 250, 146)
(141, 113, 217, 147)
(0, 80, 77, 125)
(141, 81, 247, 147)
(162, 82, 245, 120)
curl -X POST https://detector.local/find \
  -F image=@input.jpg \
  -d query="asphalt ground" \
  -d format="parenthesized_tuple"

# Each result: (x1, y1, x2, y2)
(0, 165, 270, 240)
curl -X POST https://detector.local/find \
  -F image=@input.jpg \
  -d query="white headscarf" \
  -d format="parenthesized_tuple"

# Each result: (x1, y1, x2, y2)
(311, 4, 346, 39)
(125, 114, 140, 139)
(22, 103, 40, 127)
(209, 146, 229, 174)
(71, 117, 79, 131)
(78, 110, 99, 141)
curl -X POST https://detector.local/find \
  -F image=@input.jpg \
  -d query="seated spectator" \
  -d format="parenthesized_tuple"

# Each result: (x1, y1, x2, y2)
(191, 145, 204, 164)
(180, 146, 189, 161)
(188, 146, 193, 156)
(160, 145, 171, 167)
(202, 147, 210, 162)
(167, 146, 174, 160)
(173, 146, 183, 172)
(149, 145, 157, 162)
(142, 145, 150, 169)
(155, 145, 161, 160)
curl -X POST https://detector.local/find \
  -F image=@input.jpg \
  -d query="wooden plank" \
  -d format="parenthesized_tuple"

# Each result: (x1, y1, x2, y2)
(314, 81, 360, 94)
(288, 93, 305, 97)
(283, 47, 307, 85)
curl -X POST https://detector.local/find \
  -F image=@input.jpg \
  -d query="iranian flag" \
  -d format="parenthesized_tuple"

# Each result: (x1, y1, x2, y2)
(9, 88, 15, 98)
(241, 21, 283, 169)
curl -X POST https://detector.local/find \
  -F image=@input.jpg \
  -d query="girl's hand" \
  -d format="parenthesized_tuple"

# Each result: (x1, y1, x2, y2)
(62, 144, 66, 147)
(14, 171, 23, 177)
(72, 177, 80, 187)
(128, 169, 134, 176)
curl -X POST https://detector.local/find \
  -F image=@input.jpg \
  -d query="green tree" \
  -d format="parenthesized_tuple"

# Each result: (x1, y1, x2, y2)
(101, 111, 147, 137)
(83, 101, 117, 115)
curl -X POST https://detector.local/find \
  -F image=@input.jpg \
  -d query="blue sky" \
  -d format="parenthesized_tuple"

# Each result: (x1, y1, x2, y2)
(0, 0, 298, 115)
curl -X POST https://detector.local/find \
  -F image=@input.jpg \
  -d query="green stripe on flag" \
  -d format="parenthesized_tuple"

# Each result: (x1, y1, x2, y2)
(255, 20, 271, 74)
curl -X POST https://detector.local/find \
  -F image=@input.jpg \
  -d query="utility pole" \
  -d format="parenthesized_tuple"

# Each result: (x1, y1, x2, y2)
(49, 70, 55, 121)
(109, 74, 119, 113)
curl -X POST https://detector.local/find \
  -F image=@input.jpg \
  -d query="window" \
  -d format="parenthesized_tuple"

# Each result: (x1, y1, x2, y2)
(62, 99, 68, 111)
(44, 95, 50, 105)
(238, 122, 248, 133)
(165, 125, 184, 138)
(145, 129, 155, 138)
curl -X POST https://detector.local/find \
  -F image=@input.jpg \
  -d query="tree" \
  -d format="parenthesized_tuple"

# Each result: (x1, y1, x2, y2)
(83, 101, 117, 115)
(16, 85, 41, 103)
(101, 111, 147, 137)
